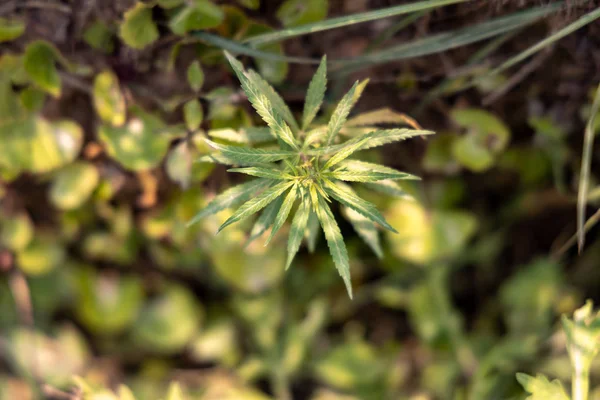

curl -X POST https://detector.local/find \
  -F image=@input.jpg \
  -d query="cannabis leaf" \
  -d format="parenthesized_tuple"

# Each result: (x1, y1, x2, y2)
(189, 51, 433, 298)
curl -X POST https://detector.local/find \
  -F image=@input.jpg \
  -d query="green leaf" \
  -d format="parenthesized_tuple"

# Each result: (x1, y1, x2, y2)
(286, 193, 311, 269)
(515, 373, 569, 400)
(19, 87, 46, 112)
(83, 20, 115, 53)
(302, 55, 327, 130)
(224, 52, 298, 146)
(246, 69, 298, 131)
(277, 0, 328, 28)
(330, 160, 419, 182)
(183, 99, 203, 131)
(305, 210, 320, 253)
(205, 139, 296, 164)
(49, 162, 99, 210)
(169, 0, 224, 34)
(187, 178, 270, 226)
(244, 0, 465, 45)
(98, 107, 172, 171)
(325, 81, 358, 145)
(187, 61, 205, 92)
(322, 134, 373, 170)
(208, 127, 275, 144)
(266, 183, 298, 245)
(346, 107, 418, 127)
(118, 385, 137, 400)
(363, 180, 411, 199)
(315, 195, 352, 298)
(166, 141, 192, 189)
(218, 180, 295, 233)
(228, 166, 289, 180)
(23, 41, 61, 97)
(342, 206, 383, 258)
(312, 128, 434, 155)
(247, 197, 284, 245)
(0, 18, 26, 43)
(0, 213, 33, 251)
(119, 2, 159, 49)
(157, 0, 184, 8)
(324, 180, 397, 233)
(93, 70, 126, 127)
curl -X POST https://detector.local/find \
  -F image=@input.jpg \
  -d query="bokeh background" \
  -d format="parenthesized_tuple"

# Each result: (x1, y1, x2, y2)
(1, 0, 600, 399)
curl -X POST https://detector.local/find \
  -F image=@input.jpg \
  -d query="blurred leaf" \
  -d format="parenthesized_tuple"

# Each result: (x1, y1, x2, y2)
(451, 108, 510, 172)
(19, 87, 46, 112)
(119, 2, 159, 49)
(276, 0, 328, 28)
(132, 285, 202, 353)
(94, 70, 126, 127)
(0, 18, 25, 42)
(183, 99, 203, 131)
(50, 162, 99, 210)
(516, 373, 569, 400)
(190, 318, 239, 366)
(17, 236, 65, 276)
(166, 141, 192, 189)
(83, 21, 115, 53)
(157, 0, 185, 8)
(10, 325, 89, 387)
(1, 213, 33, 251)
(165, 382, 184, 400)
(74, 266, 144, 335)
(187, 61, 204, 92)
(23, 40, 62, 97)
(342, 206, 383, 258)
(98, 107, 172, 171)
(169, 0, 224, 35)
(244, 24, 289, 83)
(562, 300, 600, 377)
(423, 133, 459, 173)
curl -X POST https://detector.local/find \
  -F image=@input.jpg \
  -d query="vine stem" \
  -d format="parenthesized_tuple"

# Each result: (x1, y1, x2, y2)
(572, 361, 589, 400)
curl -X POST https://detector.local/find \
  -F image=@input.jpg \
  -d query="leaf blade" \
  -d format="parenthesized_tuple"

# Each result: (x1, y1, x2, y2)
(330, 160, 419, 182)
(302, 56, 327, 130)
(266, 183, 298, 245)
(342, 206, 383, 258)
(325, 81, 358, 145)
(286, 193, 311, 269)
(217, 180, 295, 232)
(205, 139, 296, 164)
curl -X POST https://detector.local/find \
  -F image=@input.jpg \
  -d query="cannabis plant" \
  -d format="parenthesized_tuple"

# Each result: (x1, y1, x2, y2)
(188, 52, 433, 298)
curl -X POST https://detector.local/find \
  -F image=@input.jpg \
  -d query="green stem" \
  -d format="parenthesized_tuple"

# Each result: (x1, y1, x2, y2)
(572, 363, 589, 400)
(271, 368, 292, 400)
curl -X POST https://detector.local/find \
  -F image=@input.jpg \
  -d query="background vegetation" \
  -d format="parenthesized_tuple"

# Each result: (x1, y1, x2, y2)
(1, 0, 600, 399)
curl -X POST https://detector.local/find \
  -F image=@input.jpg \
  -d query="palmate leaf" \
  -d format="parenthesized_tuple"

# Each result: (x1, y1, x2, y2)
(229, 166, 291, 180)
(205, 139, 296, 164)
(325, 81, 359, 145)
(315, 195, 353, 298)
(247, 69, 299, 132)
(286, 193, 311, 269)
(311, 128, 434, 155)
(217, 180, 296, 233)
(246, 197, 284, 245)
(187, 179, 270, 226)
(323, 180, 397, 233)
(266, 183, 298, 245)
(224, 52, 298, 148)
(302, 56, 327, 130)
(322, 134, 373, 170)
(342, 206, 383, 258)
(330, 160, 419, 182)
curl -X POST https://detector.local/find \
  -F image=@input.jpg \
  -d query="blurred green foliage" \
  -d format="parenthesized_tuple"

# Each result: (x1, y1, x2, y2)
(1, 1, 599, 400)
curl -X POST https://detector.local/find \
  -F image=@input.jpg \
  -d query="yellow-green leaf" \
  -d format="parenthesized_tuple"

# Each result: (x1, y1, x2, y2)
(23, 41, 61, 97)
(183, 99, 203, 131)
(93, 70, 126, 127)
(50, 162, 100, 210)
(187, 61, 204, 92)
(168, 1, 224, 35)
(119, 2, 159, 49)
(0, 18, 26, 43)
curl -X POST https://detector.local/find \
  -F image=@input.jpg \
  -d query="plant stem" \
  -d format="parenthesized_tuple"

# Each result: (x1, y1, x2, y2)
(271, 369, 292, 400)
(572, 362, 589, 400)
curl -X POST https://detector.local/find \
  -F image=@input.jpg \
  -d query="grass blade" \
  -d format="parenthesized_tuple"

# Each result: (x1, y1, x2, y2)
(187, 179, 270, 226)
(342, 206, 383, 258)
(303, 56, 328, 130)
(315, 195, 353, 298)
(286, 193, 311, 269)
(324, 180, 397, 233)
(243, 0, 468, 46)
(577, 83, 600, 252)
(482, 7, 600, 83)
(217, 180, 295, 233)
(266, 183, 298, 246)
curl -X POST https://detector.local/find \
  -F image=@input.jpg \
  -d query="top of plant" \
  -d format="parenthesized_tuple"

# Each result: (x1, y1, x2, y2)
(188, 51, 433, 298)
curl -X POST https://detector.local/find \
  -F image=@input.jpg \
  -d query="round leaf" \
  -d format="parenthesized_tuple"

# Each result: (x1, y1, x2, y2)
(187, 61, 204, 92)
(93, 70, 126, 127)
(0, 18, 25, 43)
(49, 162, 100, 210)
(276, 0, 328, 27)
(168, 1, 225, 35)
(166, 141, 192, 189)
(119, 2, 159, 49)
(23, 41, 61, 97)
(183, 99, 203, 131)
